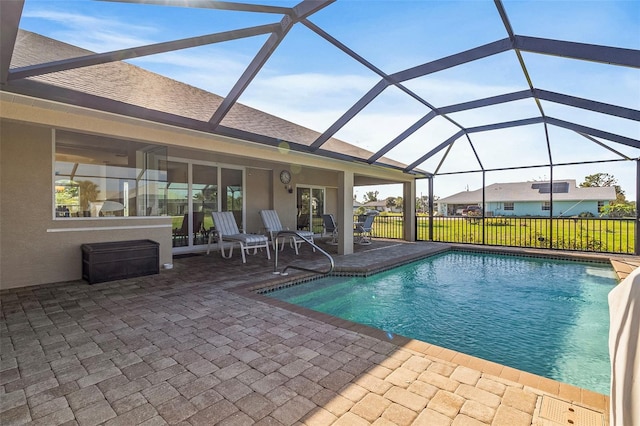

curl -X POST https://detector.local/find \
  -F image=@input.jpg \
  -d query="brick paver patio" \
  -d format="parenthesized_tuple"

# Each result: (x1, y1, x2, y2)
(1, 240, 619, 425)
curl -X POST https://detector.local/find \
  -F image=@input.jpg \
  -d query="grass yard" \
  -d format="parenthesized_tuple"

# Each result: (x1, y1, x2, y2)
(171, 213, 635, 254)
(370, 214, 635, 254)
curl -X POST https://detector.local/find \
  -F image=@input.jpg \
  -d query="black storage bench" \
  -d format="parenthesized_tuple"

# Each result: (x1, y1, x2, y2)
(81, 239, 159, 284)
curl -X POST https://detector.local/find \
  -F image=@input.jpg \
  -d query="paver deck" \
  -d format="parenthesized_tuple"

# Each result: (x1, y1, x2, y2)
(2, 240, 632, 425)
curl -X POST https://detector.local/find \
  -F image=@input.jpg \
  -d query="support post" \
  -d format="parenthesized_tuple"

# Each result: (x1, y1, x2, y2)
(482, 171, 486, 245)
(636, 160, 640, 255)
(549, 166, 554, 248)
(338, 171, 354, 255)
(428, 177, 434, 241)
(403, 180, 416, 242)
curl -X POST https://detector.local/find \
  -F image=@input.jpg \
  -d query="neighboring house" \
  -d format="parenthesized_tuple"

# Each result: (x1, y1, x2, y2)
(362, 200, 390, 213)
(436, 180, 616, 217)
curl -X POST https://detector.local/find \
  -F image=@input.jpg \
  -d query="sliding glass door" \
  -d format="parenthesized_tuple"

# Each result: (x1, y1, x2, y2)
(192, 164, 218, 247)
(166, 159, 243, 251)
(222, 168, 243, 231)
(296, 186, 325, 234)
(165, 161, 190, 247)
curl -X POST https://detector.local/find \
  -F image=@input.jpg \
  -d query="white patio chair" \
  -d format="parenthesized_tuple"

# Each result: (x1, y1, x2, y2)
(207, 211, 270, 263)
(259, 210, 314, 255)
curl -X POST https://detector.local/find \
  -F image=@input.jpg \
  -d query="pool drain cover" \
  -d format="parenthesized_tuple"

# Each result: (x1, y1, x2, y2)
(538, 396, 605, 426)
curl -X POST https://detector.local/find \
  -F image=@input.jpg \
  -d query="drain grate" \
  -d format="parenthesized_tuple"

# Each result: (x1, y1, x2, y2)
(538, 396, 605, 426)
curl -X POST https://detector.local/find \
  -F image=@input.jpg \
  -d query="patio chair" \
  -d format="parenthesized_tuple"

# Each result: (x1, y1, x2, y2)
(173, 211, 205, 245)
(207, 211, 270, 263)
(354, 213, 376, 245)
(322, 214, 338, 245)
(259, 210, 315, 255)
(297, 213, 310, 231)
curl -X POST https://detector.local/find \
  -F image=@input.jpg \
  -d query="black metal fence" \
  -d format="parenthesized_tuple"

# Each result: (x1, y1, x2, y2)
(361, 214, 636, 254)
(355, 215, 404, 239)
(423, 216, 635, 254)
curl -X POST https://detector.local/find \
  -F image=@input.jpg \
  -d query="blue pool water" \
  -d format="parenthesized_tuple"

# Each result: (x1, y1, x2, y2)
(265, 251, 617, 394)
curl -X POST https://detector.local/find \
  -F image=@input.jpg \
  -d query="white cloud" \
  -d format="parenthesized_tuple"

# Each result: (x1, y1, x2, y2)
(239, 72, 379, 131)
(244, 73, 377, 108)
(404, 77, 526, 106)
(22, 9, 156, 52)
(23, 9, 116, 28)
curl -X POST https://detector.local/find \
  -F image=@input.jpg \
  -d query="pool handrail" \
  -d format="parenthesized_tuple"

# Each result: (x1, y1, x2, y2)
(272, 230, 334, 276)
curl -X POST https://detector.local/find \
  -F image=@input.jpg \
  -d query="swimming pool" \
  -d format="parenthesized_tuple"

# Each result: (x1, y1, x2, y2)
(264, 250, 617, 394)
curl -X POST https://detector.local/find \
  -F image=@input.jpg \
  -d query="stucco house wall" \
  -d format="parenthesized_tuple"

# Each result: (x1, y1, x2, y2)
(0, 118, 349, 289)
(1, 121, 173, 289)
(487, 200, 602, 217)
(1, 91, 415, 289)
(437, 181, 614, 217)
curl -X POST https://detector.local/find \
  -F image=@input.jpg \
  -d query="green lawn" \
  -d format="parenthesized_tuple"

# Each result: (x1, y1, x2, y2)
(172, 213, 635, 254)
(369, 214, 635, 254)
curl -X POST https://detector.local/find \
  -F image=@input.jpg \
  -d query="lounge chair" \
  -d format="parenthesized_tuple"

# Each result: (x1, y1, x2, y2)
(322, 214, 338, 245)
(354, 213, 376, 245)
(207, 211, 270, 263)
(259, 210, 315, 255)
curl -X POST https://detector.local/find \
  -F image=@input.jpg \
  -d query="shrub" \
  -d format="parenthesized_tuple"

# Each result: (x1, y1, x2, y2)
(485, 218, 510, 226)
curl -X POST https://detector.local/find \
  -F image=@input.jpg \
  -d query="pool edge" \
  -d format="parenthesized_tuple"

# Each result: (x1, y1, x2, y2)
(229, 244, 614, 418)
(235, 285, 610, 416)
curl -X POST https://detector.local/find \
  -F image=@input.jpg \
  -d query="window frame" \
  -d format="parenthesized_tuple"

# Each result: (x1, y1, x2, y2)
(52, 130, 168, 220)
(166, 156, 246, 254)
(597, 200, 606, 213)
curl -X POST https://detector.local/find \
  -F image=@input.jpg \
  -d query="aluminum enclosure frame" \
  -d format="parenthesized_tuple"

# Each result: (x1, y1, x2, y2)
(1, 0, 639, 217)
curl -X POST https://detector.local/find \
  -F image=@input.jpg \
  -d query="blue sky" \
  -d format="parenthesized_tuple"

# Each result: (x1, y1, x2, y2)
(18, 0, 640, 201)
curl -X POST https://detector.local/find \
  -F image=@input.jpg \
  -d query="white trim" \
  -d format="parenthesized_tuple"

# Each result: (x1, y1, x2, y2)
(296, 185, 327, 234)
(51, 128, 57, 220)
(47, 224, 171, 233)
(53, 216, 168, 221)
(172, 245, 212, 255)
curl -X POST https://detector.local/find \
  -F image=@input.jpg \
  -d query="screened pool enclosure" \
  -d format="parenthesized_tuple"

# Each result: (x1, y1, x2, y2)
(2, 0, 638, 253)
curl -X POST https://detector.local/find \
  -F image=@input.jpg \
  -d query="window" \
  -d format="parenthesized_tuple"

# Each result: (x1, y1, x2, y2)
(598, 201, 606, 213)
(54, 131, 167, 218)
(503, 202, 514, 211)
(542, 201, 551, 211)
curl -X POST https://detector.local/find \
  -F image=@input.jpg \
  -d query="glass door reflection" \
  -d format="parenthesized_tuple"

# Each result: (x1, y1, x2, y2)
(167, 162, 243, 250)
(311, 188, 325, 234)
(297, 186, 325, 234)
(221, 168, 243, 230)
(193, 164, 217, 246)
(166, 161, 190, 247)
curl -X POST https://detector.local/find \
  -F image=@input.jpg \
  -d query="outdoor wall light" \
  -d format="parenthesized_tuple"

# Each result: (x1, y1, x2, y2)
(285, 184, 293, 193)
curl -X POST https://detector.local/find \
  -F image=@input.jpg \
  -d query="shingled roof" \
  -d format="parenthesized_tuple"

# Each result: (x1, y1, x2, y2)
(10, 30, 406, 169)
(437, 180, 616, 204)
(3, 0, 637, 185)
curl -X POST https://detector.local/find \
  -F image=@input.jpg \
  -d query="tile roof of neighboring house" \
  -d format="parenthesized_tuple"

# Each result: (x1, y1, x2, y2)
(437, 180, 617, 204)
(10, 30, 406, 169)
